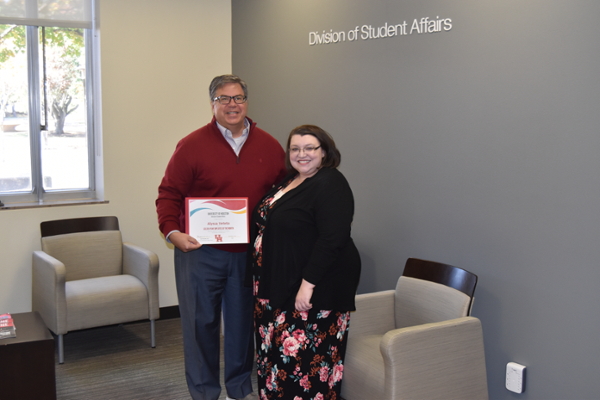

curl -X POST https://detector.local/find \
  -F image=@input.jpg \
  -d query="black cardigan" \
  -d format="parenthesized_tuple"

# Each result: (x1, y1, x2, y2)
(247, 167, 361, 311)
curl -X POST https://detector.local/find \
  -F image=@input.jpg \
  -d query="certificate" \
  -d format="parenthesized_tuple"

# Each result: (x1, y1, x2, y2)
(185, 197, 249, 244)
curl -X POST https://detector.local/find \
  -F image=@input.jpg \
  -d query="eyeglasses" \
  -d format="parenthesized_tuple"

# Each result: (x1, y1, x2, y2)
(212, 95, 247, 105)
(289, 146, 321, 155)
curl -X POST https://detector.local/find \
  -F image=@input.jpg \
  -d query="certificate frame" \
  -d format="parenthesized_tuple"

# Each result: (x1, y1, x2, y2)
(185, 197, 249, 244)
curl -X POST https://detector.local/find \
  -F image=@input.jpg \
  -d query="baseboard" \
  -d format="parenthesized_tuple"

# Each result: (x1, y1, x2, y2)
(159, 305, 180, 320)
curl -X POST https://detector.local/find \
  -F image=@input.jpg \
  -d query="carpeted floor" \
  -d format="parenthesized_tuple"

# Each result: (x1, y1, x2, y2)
(55, 318, 255, 400)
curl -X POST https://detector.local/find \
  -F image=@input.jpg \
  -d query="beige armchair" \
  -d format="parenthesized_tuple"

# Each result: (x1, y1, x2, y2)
(32, 216, 159, 363)
(341, 258, 488, 400)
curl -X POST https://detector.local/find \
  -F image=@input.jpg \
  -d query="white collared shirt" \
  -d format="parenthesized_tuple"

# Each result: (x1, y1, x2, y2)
(216, 118, 250, 156)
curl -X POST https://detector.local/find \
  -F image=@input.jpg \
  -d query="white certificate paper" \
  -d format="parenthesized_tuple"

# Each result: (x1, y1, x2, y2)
(185, 198, 249, 244)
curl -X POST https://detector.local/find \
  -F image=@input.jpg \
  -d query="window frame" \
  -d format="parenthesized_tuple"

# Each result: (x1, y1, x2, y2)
(0, 23, 103, 207)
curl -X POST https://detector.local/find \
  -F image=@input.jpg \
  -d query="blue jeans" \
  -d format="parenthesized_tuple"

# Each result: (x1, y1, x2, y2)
(175, 245, 254, 400)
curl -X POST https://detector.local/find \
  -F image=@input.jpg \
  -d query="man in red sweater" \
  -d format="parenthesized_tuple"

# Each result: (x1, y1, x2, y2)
(156, 75, 287, 400)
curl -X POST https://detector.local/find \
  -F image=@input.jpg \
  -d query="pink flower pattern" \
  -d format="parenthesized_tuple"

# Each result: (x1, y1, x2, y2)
(254, 301, 350, 399)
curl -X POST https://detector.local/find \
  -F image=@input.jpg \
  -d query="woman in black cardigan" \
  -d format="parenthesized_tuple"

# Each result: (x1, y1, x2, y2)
(248, 125, 361, 400)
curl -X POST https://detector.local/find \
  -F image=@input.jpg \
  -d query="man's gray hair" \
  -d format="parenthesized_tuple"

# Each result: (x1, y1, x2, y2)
(209, 74, 248, 100)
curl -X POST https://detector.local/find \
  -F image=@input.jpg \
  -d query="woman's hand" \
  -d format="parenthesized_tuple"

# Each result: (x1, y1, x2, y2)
(295, 279, 315, 311)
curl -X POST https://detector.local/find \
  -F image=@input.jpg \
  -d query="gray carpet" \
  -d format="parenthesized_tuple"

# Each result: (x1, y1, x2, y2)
(55, 318, 255, 400)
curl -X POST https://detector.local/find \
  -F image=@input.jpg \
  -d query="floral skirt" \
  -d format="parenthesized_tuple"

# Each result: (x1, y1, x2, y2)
(254, 299, 351, 400)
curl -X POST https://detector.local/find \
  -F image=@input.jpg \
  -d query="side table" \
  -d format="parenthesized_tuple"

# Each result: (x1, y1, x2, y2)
(0, 311, 56, 399)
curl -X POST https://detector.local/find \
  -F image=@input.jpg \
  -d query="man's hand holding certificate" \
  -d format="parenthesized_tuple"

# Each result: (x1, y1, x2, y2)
(185, 198, 249, 244)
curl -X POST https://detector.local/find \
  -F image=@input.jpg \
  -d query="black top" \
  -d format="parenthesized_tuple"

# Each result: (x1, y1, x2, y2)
(247, 167, 361, 311)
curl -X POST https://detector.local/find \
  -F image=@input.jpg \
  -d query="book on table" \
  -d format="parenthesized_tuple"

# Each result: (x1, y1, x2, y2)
(0, 313, 16, 339)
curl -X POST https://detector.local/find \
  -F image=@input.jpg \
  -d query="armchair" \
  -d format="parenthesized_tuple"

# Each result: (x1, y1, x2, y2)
(341, 258, 488, 400)
(32, 216, 159, 363)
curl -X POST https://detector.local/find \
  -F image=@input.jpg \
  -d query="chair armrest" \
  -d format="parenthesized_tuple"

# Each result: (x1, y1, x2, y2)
(380, 316, 488, 400)
(123, 243, 160, 320)
(350, 290, 396, 336)
(32, 251, 67, 335)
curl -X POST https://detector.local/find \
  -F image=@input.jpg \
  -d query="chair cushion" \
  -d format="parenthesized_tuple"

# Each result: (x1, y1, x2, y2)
(394, 276, 470, 329)
(342, 334, 385, 399)
(66, 275, 149, 332)
(42, 231, 123, 281)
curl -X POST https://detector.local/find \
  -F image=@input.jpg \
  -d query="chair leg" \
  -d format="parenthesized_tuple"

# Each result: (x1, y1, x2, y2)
(58, 334, 64, 364)
(150, 319, 156, 348)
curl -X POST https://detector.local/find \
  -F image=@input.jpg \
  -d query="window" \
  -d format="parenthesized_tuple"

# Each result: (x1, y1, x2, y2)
(0, 0, 101, 206)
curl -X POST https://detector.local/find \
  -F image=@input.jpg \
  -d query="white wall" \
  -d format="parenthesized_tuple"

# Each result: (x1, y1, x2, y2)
(0, 0, 232, 313)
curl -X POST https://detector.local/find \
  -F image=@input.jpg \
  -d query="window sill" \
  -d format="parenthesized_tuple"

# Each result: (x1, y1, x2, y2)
(0, 199, 109, 210)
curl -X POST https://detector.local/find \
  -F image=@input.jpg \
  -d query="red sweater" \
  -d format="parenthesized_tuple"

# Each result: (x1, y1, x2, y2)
(156, 117, 287, 252)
